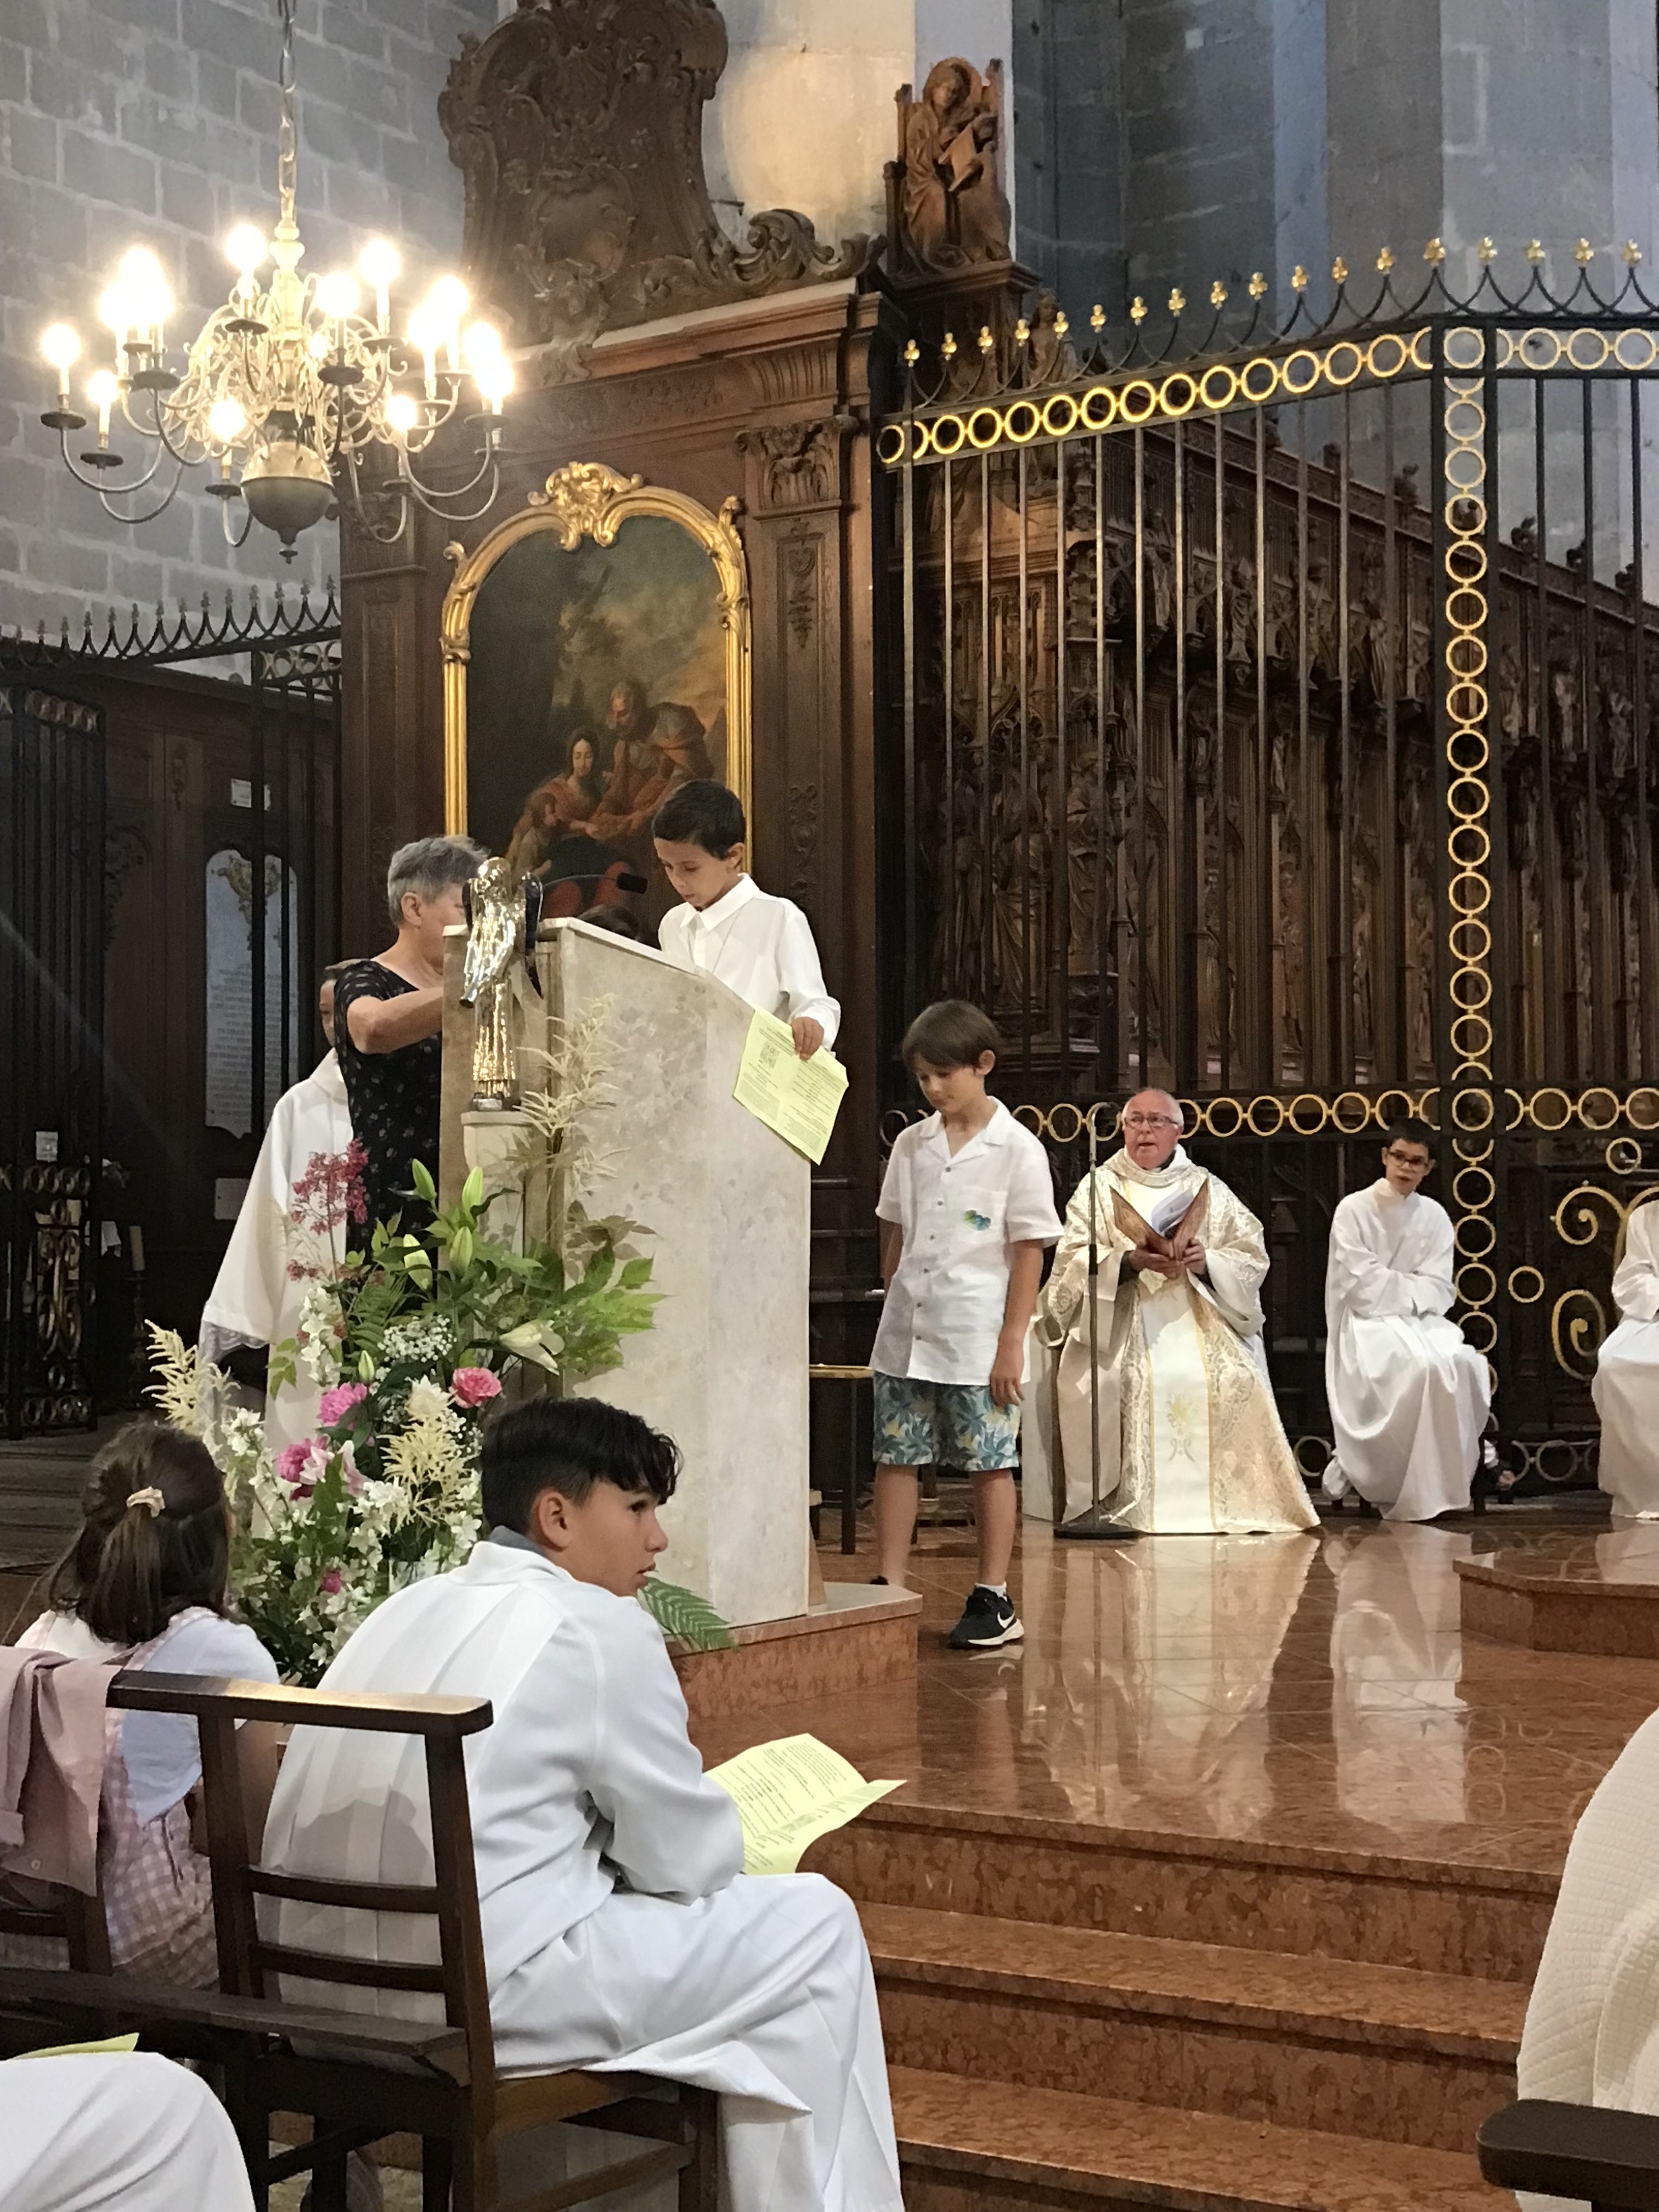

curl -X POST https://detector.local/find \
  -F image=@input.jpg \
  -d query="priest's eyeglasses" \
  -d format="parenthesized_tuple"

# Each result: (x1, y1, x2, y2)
(1122, 1111, 1181, 1130)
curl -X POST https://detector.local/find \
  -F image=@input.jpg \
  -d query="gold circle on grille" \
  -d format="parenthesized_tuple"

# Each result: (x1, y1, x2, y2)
(1041, 393, 1081, 438)
(1044, 1101, 1086, 1143)
(1118, 380, 1158, 423)
(929, 413, 965, 457)
(1506, 1266, 1545, 1305)
(1567, 326, 1612, 370)
(1281, 348, 1322, 395)
(1455, 1214, 1497, 1259)
(1325, 341, 1364, 387)
(1004, 399, 1042, 443)
(1158, 373, 1197, 418)
(1457, 1259, 1498, 1304)
(1246, 1094, 1286, 1136)
(1451, 1087, 1494, 1131)
(1607, 1137, 1645, 1175)
(1199, 364, 1239, 410)
(1205, 1096, 1245, 1138)
(1528, 1087, 1575, 1130)
(1331, 1091, 1374, 1133)
(1366, 332, 1410, 378)
(1446, 398, 1485, 443)
(1461, 1310, 1498, 1354)
(1448, 917, 1492, 964)
(1453, 1164, 1497, 1211)
(1578, 1087, 1622, 1130)
(1079, 385, 1117, 430)
(1240, 356, 1280, 401)
(1444, 326, 1486, 371)
(967, 407, 1003, 449)
(1630, 1087, 1659, 1130)
(876, 422, 910, 466)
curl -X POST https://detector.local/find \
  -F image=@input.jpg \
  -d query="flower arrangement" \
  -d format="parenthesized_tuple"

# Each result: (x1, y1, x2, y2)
(151, 1001, 731, 1681)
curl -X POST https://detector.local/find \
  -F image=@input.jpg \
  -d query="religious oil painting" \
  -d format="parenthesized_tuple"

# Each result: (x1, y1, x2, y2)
(444, 466, 752, 933)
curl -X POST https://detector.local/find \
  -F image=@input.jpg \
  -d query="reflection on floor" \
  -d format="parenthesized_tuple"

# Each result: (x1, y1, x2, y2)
(691, 1512, 1657, 2209)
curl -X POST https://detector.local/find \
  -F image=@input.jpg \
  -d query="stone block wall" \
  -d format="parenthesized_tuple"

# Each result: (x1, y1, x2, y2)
(0, 0, 495, 638)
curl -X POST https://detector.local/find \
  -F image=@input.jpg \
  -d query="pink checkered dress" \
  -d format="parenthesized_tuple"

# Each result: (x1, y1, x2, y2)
(3, 1607, 221, 1988)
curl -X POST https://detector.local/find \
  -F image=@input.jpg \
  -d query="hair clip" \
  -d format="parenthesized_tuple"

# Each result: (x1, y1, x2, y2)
(125, 1487, 165, 1517)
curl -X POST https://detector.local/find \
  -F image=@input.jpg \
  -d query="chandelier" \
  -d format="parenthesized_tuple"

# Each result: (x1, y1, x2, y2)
(36, 0, 513, 559)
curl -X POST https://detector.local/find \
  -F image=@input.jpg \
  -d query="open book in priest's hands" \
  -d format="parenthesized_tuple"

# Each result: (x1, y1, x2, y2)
(1110, 1176, 1209, 1262)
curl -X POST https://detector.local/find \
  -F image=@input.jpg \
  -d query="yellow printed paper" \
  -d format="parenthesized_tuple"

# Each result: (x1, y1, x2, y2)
(733, 1009, 849, 1165)
(16, 2033, 141, 2060)
(707, 1734, 901, 1876)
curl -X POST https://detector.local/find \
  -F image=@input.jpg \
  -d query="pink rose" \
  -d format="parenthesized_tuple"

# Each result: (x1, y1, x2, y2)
(276, 1439, 320, 1494)
(320, 1569, 343, 1596)
(451, 1366, 504, 1408)
(318, 1380, 368, 1430)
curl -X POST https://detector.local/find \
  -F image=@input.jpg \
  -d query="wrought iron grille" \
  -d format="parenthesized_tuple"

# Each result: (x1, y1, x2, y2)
(878, 244, 1659, 1474)
(0, 686, 105, 1432)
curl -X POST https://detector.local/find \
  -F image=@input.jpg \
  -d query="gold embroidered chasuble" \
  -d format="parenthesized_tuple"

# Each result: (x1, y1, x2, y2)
(1036, 1146, 1317, 1534)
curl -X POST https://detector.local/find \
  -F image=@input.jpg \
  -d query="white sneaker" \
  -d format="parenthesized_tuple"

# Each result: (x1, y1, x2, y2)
(1321, 1460, 1352, 1504)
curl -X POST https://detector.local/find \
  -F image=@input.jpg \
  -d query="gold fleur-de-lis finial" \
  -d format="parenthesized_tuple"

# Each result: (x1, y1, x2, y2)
(1130, 295, 1148, 324)
(941, 330, 958, 359)
(1477, 236, 1496, 263)
(1209, 279, 1227, 307)
(1291, 265, 1308, 292)
(1014, 317, 1030, 346)
(1053, 309, 1070, 336)
(1331, 255, 1348, 283)
(977, 325, 994, 353)
(1090, 303, 1106, 331)
(1424, 237, 1446, 265)
(1526, 239, 1545, 264)
(1624, 240, 1643, 265)
(1248, 270, 1267, 298)
(902, 338, 919, 365)
(1376, 246, 1395, 273)
(1575, 238, 1593, 264)
(1168, 287, 1186, 313)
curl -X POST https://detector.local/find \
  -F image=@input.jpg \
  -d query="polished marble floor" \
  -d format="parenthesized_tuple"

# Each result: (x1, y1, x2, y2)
(693, 1508, 1659, 1881)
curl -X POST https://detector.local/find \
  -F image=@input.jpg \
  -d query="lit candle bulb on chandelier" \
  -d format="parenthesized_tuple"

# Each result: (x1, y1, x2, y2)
(407, 304, 440, 399)
(86, 369, 120, 444)
(358, 238, 399, 337)
(425, 275, 470, 373)
(40, 324, 82, 408)
(315, 271, 359, 352)
(225, 223, 268, 306)
(117, 247, 172, 355)
(385, 390, 420, 443)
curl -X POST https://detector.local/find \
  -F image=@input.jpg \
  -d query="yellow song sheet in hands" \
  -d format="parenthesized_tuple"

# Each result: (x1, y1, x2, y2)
(707, 1733, 901, 1876)
(732, 1007, 849, 1165)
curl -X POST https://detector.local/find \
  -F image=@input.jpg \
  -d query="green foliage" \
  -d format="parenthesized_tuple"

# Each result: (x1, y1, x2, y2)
(638, 1577, 737, 1652)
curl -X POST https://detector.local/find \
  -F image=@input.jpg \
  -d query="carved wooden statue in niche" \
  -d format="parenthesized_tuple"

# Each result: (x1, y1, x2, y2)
(889, 59, 1011, 274)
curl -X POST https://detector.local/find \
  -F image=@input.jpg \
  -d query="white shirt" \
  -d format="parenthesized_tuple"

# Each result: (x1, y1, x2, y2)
(658, 873, 840, 1047)
(871, 1101, 1062, 1385)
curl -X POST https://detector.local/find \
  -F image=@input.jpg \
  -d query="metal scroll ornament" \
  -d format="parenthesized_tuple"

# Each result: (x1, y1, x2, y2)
(461, 856, 528, 1107)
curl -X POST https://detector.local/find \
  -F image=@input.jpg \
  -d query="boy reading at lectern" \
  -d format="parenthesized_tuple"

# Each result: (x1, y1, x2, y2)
(870, 1002, 1062, 1649)
(653, 781, 839, 1059)
(263, 1397, 903, 2212)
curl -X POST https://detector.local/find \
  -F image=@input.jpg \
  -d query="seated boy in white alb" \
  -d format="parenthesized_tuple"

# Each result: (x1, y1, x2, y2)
(262, 1397, 901, 2212)
(654, 780, 839, 1060)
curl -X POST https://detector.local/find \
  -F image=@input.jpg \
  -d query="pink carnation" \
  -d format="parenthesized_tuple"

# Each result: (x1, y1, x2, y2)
(320, 1569, 343, 1596)
(451, 1365, 504, 1408)
(318, 1381, 368, 1430)
(276, 1439, 320, 1493)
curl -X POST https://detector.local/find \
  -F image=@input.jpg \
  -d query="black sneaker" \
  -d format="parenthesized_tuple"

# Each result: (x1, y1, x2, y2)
(948, 1585, 1024, 1650)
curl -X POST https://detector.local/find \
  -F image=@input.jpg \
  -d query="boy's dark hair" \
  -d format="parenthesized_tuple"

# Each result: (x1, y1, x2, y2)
(901, 1000, 1002, 1072)
(652, 780, 745, 856)
(48, 1419, 232, 1647)
(1384, 1117, 1436, 1155)
(481, 1396, 681, 1535)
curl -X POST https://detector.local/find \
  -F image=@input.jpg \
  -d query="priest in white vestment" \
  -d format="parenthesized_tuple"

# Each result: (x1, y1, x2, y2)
(199, 974, 357, 1451)
(1032, 1091, 1317, 1534)
(262, 1397, 902, 2212)
(1594, 1199, 1659, 1518)
(1322, 1121, 1490, 1521)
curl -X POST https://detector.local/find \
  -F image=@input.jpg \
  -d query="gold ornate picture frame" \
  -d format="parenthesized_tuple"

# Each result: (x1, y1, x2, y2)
(441, 461, 752, 852)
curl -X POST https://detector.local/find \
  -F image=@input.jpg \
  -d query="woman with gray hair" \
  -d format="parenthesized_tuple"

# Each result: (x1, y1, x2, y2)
(333, 834, 485, 1231)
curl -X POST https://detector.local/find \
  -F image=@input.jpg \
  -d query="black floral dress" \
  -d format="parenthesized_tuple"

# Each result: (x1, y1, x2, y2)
(333, 961, 442, 1233)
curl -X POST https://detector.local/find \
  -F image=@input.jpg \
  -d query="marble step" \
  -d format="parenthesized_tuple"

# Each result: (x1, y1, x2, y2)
(864, 1905, 1522, 2153)
(888, 2066, 1509, 2212)
(811, 1801, 1553, 1981)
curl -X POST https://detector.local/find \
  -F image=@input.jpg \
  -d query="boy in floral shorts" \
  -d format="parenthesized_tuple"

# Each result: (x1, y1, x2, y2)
(870, 1002, 1062, 1647)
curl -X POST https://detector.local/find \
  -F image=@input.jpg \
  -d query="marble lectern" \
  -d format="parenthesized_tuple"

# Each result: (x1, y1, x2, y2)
(442, 918, 810, 1626)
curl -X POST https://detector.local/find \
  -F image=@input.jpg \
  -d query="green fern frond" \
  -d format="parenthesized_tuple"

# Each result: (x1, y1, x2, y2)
(637, 1577, 736, 1652)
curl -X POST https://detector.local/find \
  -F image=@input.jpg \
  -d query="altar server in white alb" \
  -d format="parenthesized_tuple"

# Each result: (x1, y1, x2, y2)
(0, 2051, 255, 2212)
(199, 966, 357, 1449)
(1033, 1090, 1317, 1534)
(654, 780, 839, 1060)
(1517, 1699, 1659, 2192)
(1322, 1119, 1491, 1521)
(1593, 1197, 1659, 1517)
(263, 1397, 901, 2212)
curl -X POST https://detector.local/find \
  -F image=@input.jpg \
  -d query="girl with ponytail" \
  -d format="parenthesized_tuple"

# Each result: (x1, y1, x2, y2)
(7, 1420, 279, 1985)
